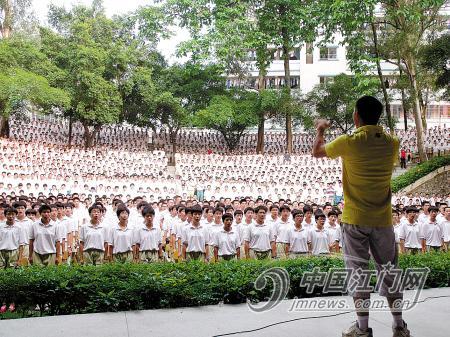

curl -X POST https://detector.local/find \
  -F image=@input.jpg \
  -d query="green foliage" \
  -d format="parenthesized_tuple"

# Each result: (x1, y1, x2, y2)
(302, 74, 378, 134)
(0, 37, 69, 122)
(419, 34, 450, 99)
(391, 155, 450, 193)
(195, 91, 259, 151)
(1, 253, 449, 318)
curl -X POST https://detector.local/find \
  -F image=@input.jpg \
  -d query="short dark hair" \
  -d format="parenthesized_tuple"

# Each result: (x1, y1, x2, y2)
(356, 96, 383, 125)
(315, 212, 326, 221)
(291, 209, 304, 218)
(244, 207, 254, 214)
(39, 204, 51, 214)
(142, 206, 155, 217)
(429, 206, 439, 213)
(88, 204, 103, 214)
(234, 210, 243, 216)
(328, 210, 337, 217)
(116, 206, 130, 217)
(222, 213, 233, 222)
(254, 205, 268, 214)
(191, 205, 203, 215)
(280, 205, 291, 213)
(4, 207, 18, 215)
(303, 205, 313, 213)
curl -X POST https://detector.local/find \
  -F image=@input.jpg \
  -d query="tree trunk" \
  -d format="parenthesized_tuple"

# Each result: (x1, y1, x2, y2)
(370, 21, 393, 134)
(82, 123, 97, 149)
(280, 6, 292, 154)
(68, 113, 73, 147)
(169, 128, 177, 166)
(418, 88, 428, 130)
(0, 0, 13, 39)
(401, 88, 408, 131)
(406, 57, 427, 162)
(256, 74, 265, 154)
(0, 115, 10, 138)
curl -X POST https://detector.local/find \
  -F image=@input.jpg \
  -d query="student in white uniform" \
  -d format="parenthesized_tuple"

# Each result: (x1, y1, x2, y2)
(392, 210, 402, 253)
(108, 206, 135, 263)
(420, 206, 445, 252)
(134, 206, 162, 263)
(285, 210, 310, 258)
(274, 205, 292, 259)
(302, 205, 316, 230)
(326, 210, 341, 253)
(181, 205, 209, 262)
(244, 205, 276, 260)
(208, 207, 224, 262)
(0, 207, 27, 268)
(79, 204, 108, 265)
(399, 207, 421, 255)
(440, 206, 450, 250)
(309, 213, 331, 256)
(213, 213, 240, 261)
(12, 201, 33, 264)
(29, 204, 62, 266)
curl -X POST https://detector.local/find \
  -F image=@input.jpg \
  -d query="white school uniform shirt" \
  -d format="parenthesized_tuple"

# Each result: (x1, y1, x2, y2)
(109, 226, 134, 254)
(440, 219, 450, 242)
(326, 225, 341, 245)
(29, 220, 61, 254)
(176, 220, 189, 240)
(286, 226, 310, 253)
(399, 221, 421, 249)
(0, 222, 27, 250)
(393, 223, 403, 243)
(61, 216, 78, 235)
(134, 225, 162, 251)
(237, 222, 253, 245)
(212, 229, 240, 256)
(275, 219, 292, 243)
(15, 217, 33, 243)
(243, 222, 275, 252)
(420, 220, 444, 247)
(79, 223, 108, 251)
(302, 218, 316, 230)
(208, 222, 224, 245)
(309, 228, 330, 255)
(181, 224, 209, 253)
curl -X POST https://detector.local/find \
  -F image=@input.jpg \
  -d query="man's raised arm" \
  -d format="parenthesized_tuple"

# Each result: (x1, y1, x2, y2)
(312, 119, 331, 158)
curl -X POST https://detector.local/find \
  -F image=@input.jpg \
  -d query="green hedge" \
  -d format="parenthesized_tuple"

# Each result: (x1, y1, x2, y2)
(391, 155, 450, 193)
(1, 253, 449, 318)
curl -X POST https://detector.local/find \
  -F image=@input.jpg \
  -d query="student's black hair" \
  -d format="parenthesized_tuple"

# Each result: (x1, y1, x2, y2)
(355, 96, 383, 125)
(269, 205, 279, 211)
(88, 204, 103, 214)
(280, 205, 291, 213)
(303, 205, 313, 213)
(191, 205, 203, 215)
(137, 201, 149, 210)
(392, 209, 399, 215)
(116, 206, 130, 217)
(12, 200, 27, 208)
(315, 212, 326, 221)
(428, 206, 439, 213)
(38, 204, 52, 214)
(65, 202, 75, 209)
(405, 207, 418, 214)
(222, 213, 233, 222)
(177, 205, 186, 213)
(244, 207, 254, 214)
(142, 206, 155, 217)
(4, 207, 18, 215)
(291, 209, 304, 218)
(254, 205, 268, 213)
(234, 210, 243, 216)
(421, 200, 430, 206)
(213, 207, 224, 215)
(25, 209, 37, 216)
(328, 210, 338, 217)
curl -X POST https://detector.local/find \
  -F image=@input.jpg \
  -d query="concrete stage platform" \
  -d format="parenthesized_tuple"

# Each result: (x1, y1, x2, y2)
(1, 287, 449, 337)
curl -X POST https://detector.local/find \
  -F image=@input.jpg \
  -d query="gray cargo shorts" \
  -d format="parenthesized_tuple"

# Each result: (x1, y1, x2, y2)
(341, 223, 402, 298)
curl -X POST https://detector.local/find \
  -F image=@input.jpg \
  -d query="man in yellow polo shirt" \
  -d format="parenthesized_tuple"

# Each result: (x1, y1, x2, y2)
(312, 96, 409, 337)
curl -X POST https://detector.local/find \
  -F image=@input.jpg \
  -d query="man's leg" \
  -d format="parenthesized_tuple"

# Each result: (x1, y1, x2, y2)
(370, 227, 410, 336)
(341, 224, 373, 336)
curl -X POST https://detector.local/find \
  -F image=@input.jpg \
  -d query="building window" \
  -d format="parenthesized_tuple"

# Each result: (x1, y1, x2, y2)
(306, 43, 313, 64)
(320, 47, 337, 60)
(319, 76, 334, 85)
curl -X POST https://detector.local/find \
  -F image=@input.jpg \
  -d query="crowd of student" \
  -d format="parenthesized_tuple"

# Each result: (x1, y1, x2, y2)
(1, 194, 449, 269)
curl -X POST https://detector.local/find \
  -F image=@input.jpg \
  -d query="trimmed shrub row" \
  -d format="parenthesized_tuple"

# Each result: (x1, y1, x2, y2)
(391, 155, 450, 193)
(1, 253, 449, 318)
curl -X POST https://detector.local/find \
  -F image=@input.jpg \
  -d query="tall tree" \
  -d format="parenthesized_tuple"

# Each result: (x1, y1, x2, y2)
(0, 0, 36, 38)
(195, 91, 258, 151)
(41, 2, 128, 148)
(0, 37, 68, 137)
(303, 74, 379, 134)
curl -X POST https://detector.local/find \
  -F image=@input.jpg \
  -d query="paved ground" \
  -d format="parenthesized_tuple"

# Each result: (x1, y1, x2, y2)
(1, 287, 449, 337)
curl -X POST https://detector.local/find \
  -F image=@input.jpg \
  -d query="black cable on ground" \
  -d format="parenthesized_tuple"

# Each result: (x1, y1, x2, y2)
(212, 294, 450, 337)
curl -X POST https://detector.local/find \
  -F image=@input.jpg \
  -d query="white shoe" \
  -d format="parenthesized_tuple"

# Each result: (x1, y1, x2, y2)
(342, 322, 373, 337)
